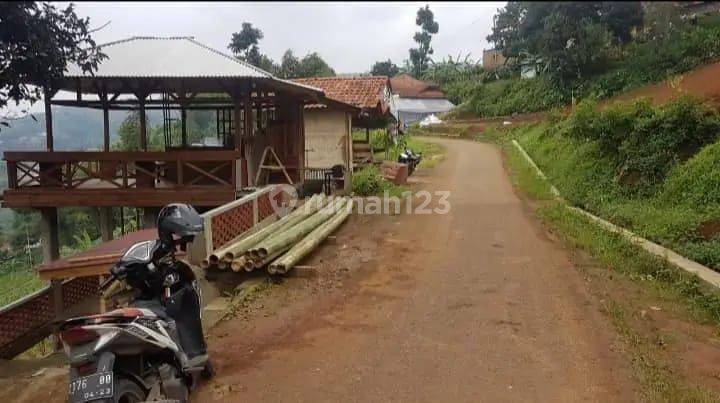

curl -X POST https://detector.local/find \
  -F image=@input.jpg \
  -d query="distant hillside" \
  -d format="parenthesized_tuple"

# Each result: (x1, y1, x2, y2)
(0, 107, 163, 152)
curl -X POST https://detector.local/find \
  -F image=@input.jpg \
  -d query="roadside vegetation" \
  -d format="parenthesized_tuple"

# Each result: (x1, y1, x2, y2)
(351, 133, 444, 197)
(428, 4, 720, 119)
(499, 119, 720, 401)
(505, 97, 720, 272)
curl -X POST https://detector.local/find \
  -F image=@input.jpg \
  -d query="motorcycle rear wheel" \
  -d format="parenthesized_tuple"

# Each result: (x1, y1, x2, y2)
(111, 377, 147, 403)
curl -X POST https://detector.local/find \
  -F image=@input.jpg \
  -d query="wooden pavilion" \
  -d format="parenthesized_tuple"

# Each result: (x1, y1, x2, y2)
(1, 36, 327, 264)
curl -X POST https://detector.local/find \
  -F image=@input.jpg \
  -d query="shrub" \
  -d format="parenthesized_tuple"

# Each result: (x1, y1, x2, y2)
(662, 139, 720, 206)
(468, 77, 569, 117)
(620, 96, 720, 185)
(559, 96, 720, 188)
(351, 166, 384, 196)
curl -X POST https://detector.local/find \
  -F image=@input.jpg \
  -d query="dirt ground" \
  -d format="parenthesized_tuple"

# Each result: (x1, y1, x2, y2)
(5, 137, 720, 402)
(614, 61, 720, 106)
(195, 138, 637, 402)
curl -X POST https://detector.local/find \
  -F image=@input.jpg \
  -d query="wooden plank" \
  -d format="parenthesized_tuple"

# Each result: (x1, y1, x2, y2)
(39, 264, 112, 281)
(4, 150, 243, 163)
(44, 87, 54, 151)
(2, 187, 237, 208)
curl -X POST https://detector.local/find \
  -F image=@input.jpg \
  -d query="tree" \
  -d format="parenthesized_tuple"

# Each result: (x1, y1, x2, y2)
(280, 50, 301, 78)
(0, 2, 105, 118)
(256, 54, 280, 76)
(116, 111, 150, 151)
(296, 53, 336, 78)
(409, 5, 439, 77)
(228, 22, 264, 61)
(370, 59, 400, 77)
(487, 2, 643, 82)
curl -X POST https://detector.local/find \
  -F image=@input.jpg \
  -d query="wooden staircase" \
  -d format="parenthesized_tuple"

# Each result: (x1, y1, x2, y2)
(353, 140, 374, 169)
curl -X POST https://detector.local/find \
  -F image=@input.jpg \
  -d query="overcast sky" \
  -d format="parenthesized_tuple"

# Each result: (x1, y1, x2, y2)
(14, 1, 505, 113)
(67, 1, 505, 72)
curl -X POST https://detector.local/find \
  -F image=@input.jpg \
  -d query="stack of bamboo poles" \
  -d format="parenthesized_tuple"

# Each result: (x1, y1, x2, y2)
(202, 194, 353, 275)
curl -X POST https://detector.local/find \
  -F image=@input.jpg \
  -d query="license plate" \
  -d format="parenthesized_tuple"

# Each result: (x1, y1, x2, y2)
(68, 371, 113, 403)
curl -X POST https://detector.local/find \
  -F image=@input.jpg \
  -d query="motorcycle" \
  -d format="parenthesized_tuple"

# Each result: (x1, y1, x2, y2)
(59, 204, 212, 403)
(398, 148, 423, 175)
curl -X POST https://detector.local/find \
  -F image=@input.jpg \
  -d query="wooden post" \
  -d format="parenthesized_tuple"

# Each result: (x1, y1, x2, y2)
(142, 207, 159, 229)
(243, 83, 255, 186)
(181, 106, 188, 147)
(99, 207, 113, 242)
(299, 102, 305, 180)
(233, 98, 242, 151)
(345, 112, 353, 193)
(102, 93, 110, 152)
(51, 278, 64, 349)
(39, 207, 59, 264)
(43, 87, 54, 151)
(180, 90, 188, 148)
(232, 93, 245, 190)
(139, 96, 148, 151)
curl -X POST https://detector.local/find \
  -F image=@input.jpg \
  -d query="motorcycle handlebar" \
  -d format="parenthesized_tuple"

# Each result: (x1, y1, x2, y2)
(99, 274, 118, 291)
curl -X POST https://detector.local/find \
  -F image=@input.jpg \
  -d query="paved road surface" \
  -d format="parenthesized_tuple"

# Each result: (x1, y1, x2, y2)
(197, 138, 635, 402)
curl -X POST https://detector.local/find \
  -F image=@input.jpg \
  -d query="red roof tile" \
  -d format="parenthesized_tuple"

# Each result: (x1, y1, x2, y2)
(390, 74, 446, 99)
(292, 76, 390, 111)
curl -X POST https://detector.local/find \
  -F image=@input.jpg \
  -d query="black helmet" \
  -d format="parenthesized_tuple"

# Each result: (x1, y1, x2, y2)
(157, 203, 204, 241)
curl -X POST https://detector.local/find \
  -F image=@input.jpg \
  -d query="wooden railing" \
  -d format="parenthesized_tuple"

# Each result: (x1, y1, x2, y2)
(0, 276, 99, 359)
(5, 150, 242, 190)
(2, 150, 245, 207)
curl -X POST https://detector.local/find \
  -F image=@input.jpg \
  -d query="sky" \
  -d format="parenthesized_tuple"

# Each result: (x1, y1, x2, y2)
(17, 1, 504, 113)
(67, 1, 504, 72)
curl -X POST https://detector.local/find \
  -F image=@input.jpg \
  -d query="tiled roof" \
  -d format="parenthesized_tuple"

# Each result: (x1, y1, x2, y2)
(292, 76, 390, 110)
(390, 74, 446, 99)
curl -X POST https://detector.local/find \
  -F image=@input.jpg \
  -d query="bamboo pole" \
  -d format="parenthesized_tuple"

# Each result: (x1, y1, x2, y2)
(242, 258, 256, 272)
(255, 246, 292, 272)
(218, 194, 329, 262)
(246, 199, 343, 260)
(207, 194, 324, 264)
(230, 256, 247, 272)
(269, 199, 353, 274)
(254, 198, 348, 260)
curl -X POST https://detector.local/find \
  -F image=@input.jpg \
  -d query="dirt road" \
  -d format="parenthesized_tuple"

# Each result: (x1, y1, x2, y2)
(197, 138, 636, 402)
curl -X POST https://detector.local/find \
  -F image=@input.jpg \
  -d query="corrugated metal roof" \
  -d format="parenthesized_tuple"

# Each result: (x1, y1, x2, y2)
(395, 97, 455, 113)
(66, 36, 270, 79)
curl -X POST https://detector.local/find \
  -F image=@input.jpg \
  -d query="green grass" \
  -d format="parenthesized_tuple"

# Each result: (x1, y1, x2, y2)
(0, 269, 45, 307)
(351, 165, 408, 198)
(373, 135, 445, 169)
(502, 141, 720, 400)
(0, 249, 45, 307)
(510, 122, 720, 273)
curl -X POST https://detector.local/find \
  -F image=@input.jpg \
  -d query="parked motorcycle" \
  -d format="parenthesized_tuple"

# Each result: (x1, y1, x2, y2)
(398, 148, 423, 175)
(59, 203, 212, 403)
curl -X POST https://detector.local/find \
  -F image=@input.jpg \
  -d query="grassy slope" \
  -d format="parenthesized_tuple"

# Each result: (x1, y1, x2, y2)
(501, 138, 720, 401)
(513, 123, 720, 272)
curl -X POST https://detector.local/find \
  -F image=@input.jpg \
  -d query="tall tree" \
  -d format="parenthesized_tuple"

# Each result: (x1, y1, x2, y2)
(296, 53, 336, 78)
(0, 2, 105, 119)
(409, 5, 439, 77)
(228, 22, 264, 63)
(280, 50, 301, 78)
(487, 2, 643, 82)
(370, 59, 400, 77)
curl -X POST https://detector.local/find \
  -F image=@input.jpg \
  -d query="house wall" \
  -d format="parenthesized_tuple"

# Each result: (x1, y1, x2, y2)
(304, 109, 351, 170)
(399, 111, 431, 126)
(483, 49, 507, 71)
